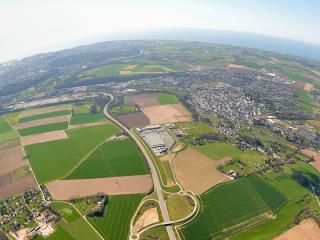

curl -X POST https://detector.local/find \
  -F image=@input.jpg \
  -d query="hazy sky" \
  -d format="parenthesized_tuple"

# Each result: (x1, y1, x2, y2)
(1, 0, 319, 62)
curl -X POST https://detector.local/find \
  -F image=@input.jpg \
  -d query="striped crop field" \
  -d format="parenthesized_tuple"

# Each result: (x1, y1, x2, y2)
(181, 174, 287, 240)
(65, 138, 148, 179)
(24, 124, 120, 184)
(89, 194, 144, 240)
(18, 110, 71, 123)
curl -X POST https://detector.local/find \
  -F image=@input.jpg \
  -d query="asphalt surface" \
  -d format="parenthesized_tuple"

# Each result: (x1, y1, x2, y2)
(103, 94, 176, 240)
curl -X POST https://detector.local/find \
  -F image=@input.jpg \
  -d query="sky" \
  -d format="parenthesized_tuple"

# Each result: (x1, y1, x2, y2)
(0, 0, 320, 62)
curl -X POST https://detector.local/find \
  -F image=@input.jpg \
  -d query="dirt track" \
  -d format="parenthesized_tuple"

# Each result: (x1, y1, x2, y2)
(46, 175, 153, 200)
(21, 130, 69, 145)
(274, 218, 320, 240)
(0, 174, 37, 200)
(142, 104, 192, 124)
(14, 115, 70, 130)
(115, 112, 150, 128)
(0, 146, 27, 175)
(173, 147, 230, 195)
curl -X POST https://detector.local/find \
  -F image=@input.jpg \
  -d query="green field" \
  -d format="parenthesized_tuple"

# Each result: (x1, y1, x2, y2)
(80, 64, 125, 78)
(176, 121, 217, 141)
(193, 141, 264, 167)
(295, 89, 316, 112)
(89, 194, 144, 240)
(18, 122, 68, 136)
(111, 105, 138, 114)
(154, 93, 181, 105)
(35, 202, 102, 240)
(73, 104, 90, 114)
(232, 164, 319, 240)
(65, 138, 148, 179)
(18, 110, 70, 123)
(0, 116, 13, 133)
(70, 113, 105, 125)
(0, 116, 19, 144)
(167, 194, 194, 221)
(140, 226, 169, 240)
(25, 124, 120, 183)
(182, 175, 287, 240)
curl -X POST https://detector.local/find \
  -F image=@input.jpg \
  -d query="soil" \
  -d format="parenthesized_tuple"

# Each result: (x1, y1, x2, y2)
(141, 104, 192, 125)
(115, 112, 150, 128)
(133, 207, 159, 233)
(173, 147, 230, 195)
(124, 94, 160, 107)
(0, 174, 37, 200)
(46, 175, 153, 200)
(14, 115, 70, 130)
(274, 218, 320, 240)
(0, 146, 27, 175)
(21, 130, 69, 145)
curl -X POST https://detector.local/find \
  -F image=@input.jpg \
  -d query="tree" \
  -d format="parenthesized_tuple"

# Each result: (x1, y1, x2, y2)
(90, 104, 98, 114)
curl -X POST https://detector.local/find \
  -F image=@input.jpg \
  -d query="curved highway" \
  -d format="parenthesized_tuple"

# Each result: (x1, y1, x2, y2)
(103, 94, 176, 240)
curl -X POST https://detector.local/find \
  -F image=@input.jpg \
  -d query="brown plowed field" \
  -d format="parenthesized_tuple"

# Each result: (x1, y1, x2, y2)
(46, 175, 153, 200)
(0, 146, 27, 175)
(14, 115, 70, 130)
(0, 174, 37, 200)
(173, 148, 230, 195)
(228, 64, 254, 71)
(115, 112, 150, 128)
(124, 94, 160, 107)
(274, 218, 320, 240)
(0, 172, 13, 187)
(20, 105, 72, 118)
(142, 104, 192, 124)
(21, 130, 69, 145)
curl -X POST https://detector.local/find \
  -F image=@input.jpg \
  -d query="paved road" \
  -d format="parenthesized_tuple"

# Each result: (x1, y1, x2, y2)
(103, 94, 177, 240)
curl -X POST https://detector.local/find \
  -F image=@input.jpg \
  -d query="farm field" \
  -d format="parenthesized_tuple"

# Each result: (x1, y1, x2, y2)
(21, 130, 69, 145)
(274, 218, 320, 240)
(24, 124, 120, 183)
(176, 121, 217, 141)
(66, 138, 148, 179)
(89, 194, 144, 240)
(124, 93, 160, 107)
(173, 147, 230, 194)
(181, 174, 287, 240)
(18, 122, 68, 136)
(47, 175, 152, 200)
(14, 115, 70, 130)
(35, 202, 102, 240)
(20, 104, 72, 118)
(142, 104, 192, 124)
(18, 110, 70, 123)
(111, 105, 138, 114)
(73, 104, 90, 114)
(193, 141, 265, 175)
(70, 113, 105, 125)
(154, 93, 181, 105)
(0, 116, 19, 144)
(0, 146, 27, 175)
(115, 112, 150, 128)
(231, 163, 320, 240)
